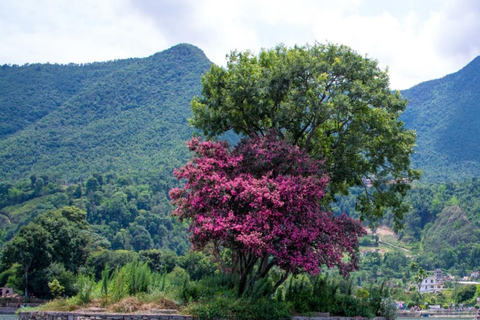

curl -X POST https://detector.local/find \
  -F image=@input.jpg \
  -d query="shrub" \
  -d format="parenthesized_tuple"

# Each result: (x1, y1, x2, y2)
(285, 275, 314, 313)
(379, 297, 397, 320)
(48, 279, 65, 298)
(336, 294, 375, 318)
(35, 297, 78, 312)
(185, 296, 290, 320)
(74, 274, 95, 304)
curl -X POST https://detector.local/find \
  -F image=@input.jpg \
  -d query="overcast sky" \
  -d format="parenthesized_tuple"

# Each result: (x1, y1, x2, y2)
(1, 0, 479, 90)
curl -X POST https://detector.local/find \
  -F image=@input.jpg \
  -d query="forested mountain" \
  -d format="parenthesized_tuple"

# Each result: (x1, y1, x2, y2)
(0, 43, 211, 181)
(401, 56, 480, 182)
(0, 44, 212, 267)
(3, 47, 480, 185)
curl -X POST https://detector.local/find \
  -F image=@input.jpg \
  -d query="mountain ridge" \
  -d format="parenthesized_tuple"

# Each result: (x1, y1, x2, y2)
(0, 43, 211, 181)
(401, 54, 480, 182)
(2, 44, 480, 183)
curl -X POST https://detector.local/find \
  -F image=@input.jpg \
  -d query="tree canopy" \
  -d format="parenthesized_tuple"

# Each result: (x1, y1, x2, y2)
(190, 42, 419, 226)
(1, 223, 52, 298)
(170, 134, 365, 296)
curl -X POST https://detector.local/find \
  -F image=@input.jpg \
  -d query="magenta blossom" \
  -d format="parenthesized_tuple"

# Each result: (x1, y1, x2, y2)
(170, 133, 365, 295)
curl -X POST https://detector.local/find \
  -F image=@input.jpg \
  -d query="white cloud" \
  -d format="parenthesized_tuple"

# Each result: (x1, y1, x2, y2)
(431, 0, 480, 62)
(0, 0, 167, 64)
(1, 0, 480, 89)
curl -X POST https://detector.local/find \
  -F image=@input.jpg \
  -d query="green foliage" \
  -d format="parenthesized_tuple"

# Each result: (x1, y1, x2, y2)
(0, 172, 191, 298)
(123, 259, 153, 295)
(421, 206, 479, 261)
(85, 250, 137, 280)
(455, 284, 477, 304)
(1, 172, 189, 258)
(285, 275, 315, 313)
(106, 259, 156, 302)
(379, 297, 397, 320)
(0, 263, 23, 293)
(1, 221, 52, 297)
(33, 206, 90, 272)
(31, 262, 77, 298)
(401, 56, 480, 182)
(336, 178, 480, 275)
(35, 297, 79, 312)
(48, 279, 65, 298)
(186, 296, 291, 320)
(100, 263, 110, 304)
(396, 180, 480, 272)
(75, 273, 95, 304)
(178, 251, 216, 281)
(0, 44, 212, 182)
(191, 42, 419, 226)
(0, 206, 92, 298)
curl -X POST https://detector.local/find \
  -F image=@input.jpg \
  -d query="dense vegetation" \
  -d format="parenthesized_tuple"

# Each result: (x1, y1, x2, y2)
(0, 43, 211, 181)
(333, 178, 480, 275)
(0, 172, 187, 253)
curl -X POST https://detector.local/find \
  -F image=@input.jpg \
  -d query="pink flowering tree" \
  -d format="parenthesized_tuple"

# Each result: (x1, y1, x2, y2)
(169, 133, 366, 296)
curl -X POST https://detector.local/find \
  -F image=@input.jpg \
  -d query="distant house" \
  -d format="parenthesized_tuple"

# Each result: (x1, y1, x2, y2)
(419, 269, 445, 293)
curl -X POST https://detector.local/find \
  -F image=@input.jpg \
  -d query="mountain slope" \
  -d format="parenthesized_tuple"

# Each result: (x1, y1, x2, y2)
(0, 58, 136, 139)
(0, 44, 211, 181)
(401, 56, 480, 182)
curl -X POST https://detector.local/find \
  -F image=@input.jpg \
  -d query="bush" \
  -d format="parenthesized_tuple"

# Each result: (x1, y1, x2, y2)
(456, 284, 477, 303)
(285, 275, 314, 313)
(311, 275, 340, 313)
(379, 297, 397, 320)
(184, 273, 237, 300)
(36, 297, 78, 312)
(334, 294, 374, 318)
(48, 279, 65, 298)
(178, 251, 216, 281)
(185, 296, 290, 320)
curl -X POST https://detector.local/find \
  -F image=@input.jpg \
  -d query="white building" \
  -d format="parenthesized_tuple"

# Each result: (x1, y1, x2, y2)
(419, 269, 444, 293)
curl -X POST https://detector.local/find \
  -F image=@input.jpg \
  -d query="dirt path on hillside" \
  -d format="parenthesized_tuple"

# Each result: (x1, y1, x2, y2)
(366, 225, 411, 254)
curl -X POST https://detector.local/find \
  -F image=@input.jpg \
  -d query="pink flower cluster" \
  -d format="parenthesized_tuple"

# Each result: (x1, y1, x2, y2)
(170, 133, 366, 275)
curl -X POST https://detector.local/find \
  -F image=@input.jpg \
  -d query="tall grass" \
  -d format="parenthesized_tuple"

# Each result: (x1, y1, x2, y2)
(75, 274, 95, 305)
(108, 259, 154, 302)
(70, 261, 394, 320)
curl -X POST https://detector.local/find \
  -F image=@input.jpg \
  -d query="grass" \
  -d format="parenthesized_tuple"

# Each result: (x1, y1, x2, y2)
(2, 195, 55, 224)
(31, 295, 179, 314)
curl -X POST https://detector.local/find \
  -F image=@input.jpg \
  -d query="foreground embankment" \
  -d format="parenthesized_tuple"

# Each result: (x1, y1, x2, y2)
(0, 299, 45, 314)
(0, 308, 17, 314)
(19, 311, 387, 320)
(397, 310, 478, 318)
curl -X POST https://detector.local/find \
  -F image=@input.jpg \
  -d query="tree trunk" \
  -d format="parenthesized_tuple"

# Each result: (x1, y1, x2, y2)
(24, 266, 29, 301)
(236, 252, 257, 297)
(237, 271, 248, 297)
(272, 271, 289, 295)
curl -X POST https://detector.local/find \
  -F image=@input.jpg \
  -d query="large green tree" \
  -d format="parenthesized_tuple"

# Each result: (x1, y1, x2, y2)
(1, 223, 51, 298)
(0, 206, 91, 297)
(190, 42, 419, 226)
(34, 206, 91, 272)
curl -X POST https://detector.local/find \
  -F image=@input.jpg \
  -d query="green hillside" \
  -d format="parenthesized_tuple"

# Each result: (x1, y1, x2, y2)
(0, 43, 211, 181)
(401, 56, 480, 182)
(0, 44, 213, 257)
